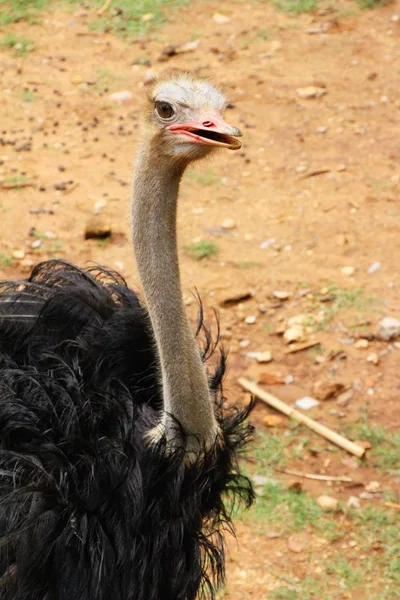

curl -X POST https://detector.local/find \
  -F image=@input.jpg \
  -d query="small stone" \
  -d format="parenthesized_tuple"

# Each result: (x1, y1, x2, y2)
(347, 496, 361, 509)
(220, 289, 253, 307)
(273, 290, 291, 300)
(252, 474, 277, 486)
(71, 75, 83, 85)
(212, 12, 231, 24)
(260, 237, 275, 249)
(256, 350, 273, 363)
(284, 374, 294, 385)
(93, 199, 107, 214)
(84, 217, 112, 240)
(287, 534, 305, 553)
(342, 266, 355, 276)
(141, 12, 154, 21)
(336, 389, 353, 406)
(359, 491, 375, 500)
(31, 240, 42, 249)
(244, 315, 257, 325)
(262, 414, 285, 427)
(221, 218, 236, 230)
(377, 316, 400, 341)
(313, 380, 345, 401)
(259, 372, 285, 385)
(287, 314, 311, 327)
(295, 396, 320, 410)
(296, 86, 327, 99)
(239, 339, 250, 348)
(365, 481, 381, 493)
(368, 261, 381, 274)
(12, 250, 25, 260)
(366, 353, 379, 365)
(354, 339, 369, 349)
(284, 324, 305, 343)
(108, 91, 133, 105)
(317, 495, 339, 511)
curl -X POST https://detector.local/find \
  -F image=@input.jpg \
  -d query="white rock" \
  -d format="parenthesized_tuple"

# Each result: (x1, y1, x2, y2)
(239, 339, 250, 348)
(284, 324, 305, 343)
(354, 339, 369, 349)
(212, 12, 231, 24)
(108, 90, 133, 104)
(368, 261, 381, 274)
(367, 352, 379, 365)
(260, 237, 275, 249)
(296, 86, 327, 99)
(256, 350, 273, 363)
(244, 315, 257, 325)
(287, 314, 311, 327)
(221, 218, 236, 230)
(284, 375, 294, 385)
(365, 481, 381, 493)
(347, 496, 361, 509)
(273, 290, 291, 300)
(377, 316, 400, 341)
(341, 266, 355, 276)
(295, 396, 320, 410)
(12, 250, 25, 260)
(317, 495, 339, 511)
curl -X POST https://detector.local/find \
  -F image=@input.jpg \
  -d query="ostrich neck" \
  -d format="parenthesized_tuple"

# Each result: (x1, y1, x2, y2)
(131, 140, 218, 452)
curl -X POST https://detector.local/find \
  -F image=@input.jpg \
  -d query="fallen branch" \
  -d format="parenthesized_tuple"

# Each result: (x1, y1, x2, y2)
(284, 340, 320, 354)
(1, 182, 35, 190)
(278, 468, 353, 483)
(97, 0, 112, 15)
(238, 377, 365, 458)
(383, 501, 400, 511)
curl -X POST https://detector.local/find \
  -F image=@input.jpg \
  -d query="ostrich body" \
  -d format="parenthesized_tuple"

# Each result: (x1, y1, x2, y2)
(0, 73, 253, 600)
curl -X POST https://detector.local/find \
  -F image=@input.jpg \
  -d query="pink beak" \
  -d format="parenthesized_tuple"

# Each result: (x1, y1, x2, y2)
(167, 110, 242, 150)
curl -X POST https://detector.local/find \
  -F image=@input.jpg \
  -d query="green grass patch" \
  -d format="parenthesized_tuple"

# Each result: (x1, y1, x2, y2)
(0, 252, 14, 268)
(346, 421, 400, 473)
(0, 33, 35, 56)
(310, 284, 377, 331)
(2, 174, 28, 188)
(273, 0, 317, 12)
(22, 90, 36, 103)
(87, 0, 191, 38)
(0, 0, 191, 36)
(185, 240, 218, 260)
(357, 0, 394, 7)
(0, 0, 49, 25)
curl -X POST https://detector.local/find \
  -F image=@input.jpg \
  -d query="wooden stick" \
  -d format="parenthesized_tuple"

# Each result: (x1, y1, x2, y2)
(239, 377, 365, 458)
(383, 501, 400, 511)
(278, 468, 353, 483)
(97, 0, 113, 15)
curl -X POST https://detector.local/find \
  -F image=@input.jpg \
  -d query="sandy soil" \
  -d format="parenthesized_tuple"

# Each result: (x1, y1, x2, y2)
(1, 1, 400, 597)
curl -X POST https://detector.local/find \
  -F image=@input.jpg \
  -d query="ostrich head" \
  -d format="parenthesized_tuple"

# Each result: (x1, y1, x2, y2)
(143, 72, 242, 163)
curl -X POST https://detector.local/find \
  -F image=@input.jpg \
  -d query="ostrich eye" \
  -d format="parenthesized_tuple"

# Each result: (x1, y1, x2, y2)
(155, 101, 174, 120)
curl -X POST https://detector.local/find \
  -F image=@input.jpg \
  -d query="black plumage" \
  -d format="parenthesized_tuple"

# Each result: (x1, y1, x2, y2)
(0, 260, 253, 600)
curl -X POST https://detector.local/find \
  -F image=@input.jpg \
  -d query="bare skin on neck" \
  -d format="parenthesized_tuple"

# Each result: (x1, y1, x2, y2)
(131, 74, 242, 461)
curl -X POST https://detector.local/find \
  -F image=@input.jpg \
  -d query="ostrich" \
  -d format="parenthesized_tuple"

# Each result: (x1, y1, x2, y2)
(0, 72, 254, 600)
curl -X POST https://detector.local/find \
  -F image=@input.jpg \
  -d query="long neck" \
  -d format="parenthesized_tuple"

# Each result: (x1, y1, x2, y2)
(131, 139, 218, 456)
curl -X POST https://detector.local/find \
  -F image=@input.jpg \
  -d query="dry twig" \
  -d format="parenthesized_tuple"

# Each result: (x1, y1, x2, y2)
(239, 377, 365, 458)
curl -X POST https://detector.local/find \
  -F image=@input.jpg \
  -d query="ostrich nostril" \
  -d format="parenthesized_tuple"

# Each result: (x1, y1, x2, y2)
(202, 120, 215, 128)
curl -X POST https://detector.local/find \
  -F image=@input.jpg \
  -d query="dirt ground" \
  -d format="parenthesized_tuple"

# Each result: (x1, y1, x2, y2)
(1, 1, 400, 598)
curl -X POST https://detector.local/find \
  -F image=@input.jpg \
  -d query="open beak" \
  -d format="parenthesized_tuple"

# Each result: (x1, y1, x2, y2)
(167, 110, 242, 150)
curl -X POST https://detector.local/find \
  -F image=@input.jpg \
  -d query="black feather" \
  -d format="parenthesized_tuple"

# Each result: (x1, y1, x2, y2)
(0, 260, 254, 600)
